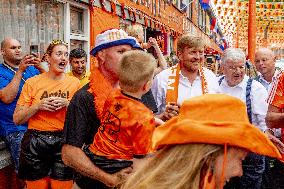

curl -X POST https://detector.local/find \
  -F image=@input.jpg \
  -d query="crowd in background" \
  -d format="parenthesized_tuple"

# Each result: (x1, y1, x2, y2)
(0, 25, 284, 189)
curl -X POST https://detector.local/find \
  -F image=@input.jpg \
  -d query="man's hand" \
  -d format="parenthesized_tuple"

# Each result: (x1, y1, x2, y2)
(154, 117, 165, 126)
(161, 102, 180, 121)
(18, 55, 38, 73)
(148, 37, 159, 49)
(105, 167, 133, 187)
(266, 131, 284, 154)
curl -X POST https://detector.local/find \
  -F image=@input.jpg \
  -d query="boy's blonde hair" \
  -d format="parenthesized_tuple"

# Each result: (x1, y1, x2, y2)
(126, 24, 144, 40)
(119, 50, 156, 93)
(177, 34, 206, 53)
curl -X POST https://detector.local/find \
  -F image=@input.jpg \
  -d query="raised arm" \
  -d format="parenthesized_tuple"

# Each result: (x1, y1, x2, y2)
(148, 37, 167, 76)
(0, 56, 35, 104)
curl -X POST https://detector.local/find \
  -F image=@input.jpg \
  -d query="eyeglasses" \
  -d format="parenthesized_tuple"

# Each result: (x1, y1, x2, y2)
(228, 66, 245, 72)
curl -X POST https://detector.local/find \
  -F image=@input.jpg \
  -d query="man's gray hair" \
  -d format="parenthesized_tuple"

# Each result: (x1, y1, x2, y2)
(221, 48, 246, 65)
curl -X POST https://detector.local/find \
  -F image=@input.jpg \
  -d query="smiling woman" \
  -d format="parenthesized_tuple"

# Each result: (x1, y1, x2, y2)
(12, 40, 81, 189)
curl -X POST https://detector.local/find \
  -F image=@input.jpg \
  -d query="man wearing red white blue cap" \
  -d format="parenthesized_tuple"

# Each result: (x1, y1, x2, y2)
(61, 29, 156, 189)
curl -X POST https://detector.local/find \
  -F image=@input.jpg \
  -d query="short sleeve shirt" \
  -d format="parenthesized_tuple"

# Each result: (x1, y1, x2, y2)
(0, 63, 40, 136)
(17, 73, 81, 131)
(89, 90, 155, 160)
(63, 85, 158, 148)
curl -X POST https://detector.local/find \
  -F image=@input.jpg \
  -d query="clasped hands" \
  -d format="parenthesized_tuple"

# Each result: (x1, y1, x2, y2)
(38, 97, 69, 112)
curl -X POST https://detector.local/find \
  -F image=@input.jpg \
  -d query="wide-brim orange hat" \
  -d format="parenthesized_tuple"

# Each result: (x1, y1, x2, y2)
(152, 94, 282, 159)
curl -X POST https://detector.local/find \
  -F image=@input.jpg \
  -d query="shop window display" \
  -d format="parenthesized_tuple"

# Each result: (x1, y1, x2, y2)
(0, 0, 64, 58)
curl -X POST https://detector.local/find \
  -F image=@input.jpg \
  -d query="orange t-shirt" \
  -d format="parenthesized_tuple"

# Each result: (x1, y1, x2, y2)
(17, 73, 81, 131)
(89, 90, 155, 160)
(267, 71, 284, 140)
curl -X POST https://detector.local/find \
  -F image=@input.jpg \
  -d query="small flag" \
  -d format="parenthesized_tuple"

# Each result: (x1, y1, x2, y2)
(210, 17, 217, 31)
(199, 0, 210, 10)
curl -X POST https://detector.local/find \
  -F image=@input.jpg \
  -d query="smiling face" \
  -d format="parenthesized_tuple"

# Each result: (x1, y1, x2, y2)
(178, 47, 205, 73)
(223, 59, 245, 87)
(214, 148, 248, 188)
(70, 57, 86, 75)
(47, 45, 69, 74)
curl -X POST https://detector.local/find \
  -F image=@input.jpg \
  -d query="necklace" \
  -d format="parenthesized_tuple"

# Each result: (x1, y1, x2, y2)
(2, 62, 26, 82)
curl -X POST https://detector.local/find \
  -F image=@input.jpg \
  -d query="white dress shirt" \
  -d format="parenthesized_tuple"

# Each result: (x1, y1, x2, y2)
(152, 67, 220, 115)
(219, 75, 268, 132)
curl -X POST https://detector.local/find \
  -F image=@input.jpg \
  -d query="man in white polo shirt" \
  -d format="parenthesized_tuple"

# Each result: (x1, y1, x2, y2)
(151, 34, 220, 121)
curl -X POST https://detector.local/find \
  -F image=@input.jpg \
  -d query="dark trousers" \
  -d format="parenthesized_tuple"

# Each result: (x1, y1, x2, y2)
(261, 157, 284, 189)
(224, 153, 265, 189)
(75, 146, 132, 189)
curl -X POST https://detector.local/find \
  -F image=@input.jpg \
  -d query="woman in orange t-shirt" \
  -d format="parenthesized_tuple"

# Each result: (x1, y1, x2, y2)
(13, 40, 81, 189)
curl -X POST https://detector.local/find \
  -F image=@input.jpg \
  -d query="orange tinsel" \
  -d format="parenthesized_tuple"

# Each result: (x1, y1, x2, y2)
(88, 60, 113, 119)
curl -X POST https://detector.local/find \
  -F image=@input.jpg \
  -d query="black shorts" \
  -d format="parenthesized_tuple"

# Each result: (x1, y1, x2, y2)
(75, 146, 132, 189)
(18, 130, 73, 181)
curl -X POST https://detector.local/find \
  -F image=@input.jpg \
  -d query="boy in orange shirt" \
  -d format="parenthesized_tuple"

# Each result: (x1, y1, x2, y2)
(84, 50, 157, 180)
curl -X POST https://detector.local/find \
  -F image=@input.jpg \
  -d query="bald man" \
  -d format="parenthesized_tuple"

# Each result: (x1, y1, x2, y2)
(258, 48, 284, 189)
(255, 48, 278, 91)
(0, 38, 40, 176)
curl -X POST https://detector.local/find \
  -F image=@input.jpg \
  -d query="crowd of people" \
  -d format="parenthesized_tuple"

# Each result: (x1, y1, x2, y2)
(0, 25, 284, 189)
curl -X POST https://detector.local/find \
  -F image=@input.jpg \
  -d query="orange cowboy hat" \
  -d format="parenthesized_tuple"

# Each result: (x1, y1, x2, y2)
(152, 94, 282, 159)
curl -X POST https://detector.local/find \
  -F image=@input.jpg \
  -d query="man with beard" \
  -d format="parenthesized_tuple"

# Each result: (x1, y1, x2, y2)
(151, 34, 220, 121)
(0, 37, 40, 187)
(219, 48, 268, 189)
(68, 48, 90, 87)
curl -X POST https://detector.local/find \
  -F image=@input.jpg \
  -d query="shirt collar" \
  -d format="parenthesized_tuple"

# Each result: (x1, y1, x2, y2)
(258, 69, 278, 84)
(222, 75, 249, 90)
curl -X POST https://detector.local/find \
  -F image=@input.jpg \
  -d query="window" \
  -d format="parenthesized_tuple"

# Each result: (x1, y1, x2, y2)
(0, 0, 64, 56)
(70, 7, 84, 34)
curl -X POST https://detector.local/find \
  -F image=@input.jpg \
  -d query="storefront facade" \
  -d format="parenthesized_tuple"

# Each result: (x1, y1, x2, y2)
(90, 0, 184, 56)
(0, 0, 91, 70)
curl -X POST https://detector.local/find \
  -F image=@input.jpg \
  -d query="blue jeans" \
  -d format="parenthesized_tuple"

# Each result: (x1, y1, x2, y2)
(224, 153, 265, 189)
(5, 131, 25, 172)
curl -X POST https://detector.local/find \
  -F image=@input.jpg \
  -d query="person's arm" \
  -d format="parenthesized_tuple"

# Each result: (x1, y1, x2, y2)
(13, 97, 58, 125)
(148, 37, 167, 76)
(61, 144, 131, 187)
(62, 89, 132, 187)
(266, 105, 284, 128)
(0, 56, 35, 104)
(252, 83, 268, 132)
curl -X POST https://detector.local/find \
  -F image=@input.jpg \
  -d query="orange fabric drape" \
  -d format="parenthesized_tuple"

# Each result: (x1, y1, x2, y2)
(90, 7, 120, 67)
(90, 7, 120, 49)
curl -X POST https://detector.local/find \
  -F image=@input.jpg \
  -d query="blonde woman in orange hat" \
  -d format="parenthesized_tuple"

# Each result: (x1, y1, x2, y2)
(120, 94, 282, 189)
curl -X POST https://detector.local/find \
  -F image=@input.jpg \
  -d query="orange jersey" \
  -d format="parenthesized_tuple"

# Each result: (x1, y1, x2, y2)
(89, 90, 155, 160)
(17, 73, 81, 131)
(267, 70, 284, 140)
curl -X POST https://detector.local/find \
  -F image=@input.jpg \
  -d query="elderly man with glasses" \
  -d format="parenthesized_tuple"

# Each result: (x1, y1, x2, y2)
(218, 48, 269, 189)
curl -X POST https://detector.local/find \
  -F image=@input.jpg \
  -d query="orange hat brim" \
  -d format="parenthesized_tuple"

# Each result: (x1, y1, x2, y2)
(152, 117, 282, 159)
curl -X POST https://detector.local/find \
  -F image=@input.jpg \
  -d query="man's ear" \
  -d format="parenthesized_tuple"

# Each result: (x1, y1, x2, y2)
(1, 49, 5, 56)
(96, 50, 105, 63)
(142, 80, 151, 92)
